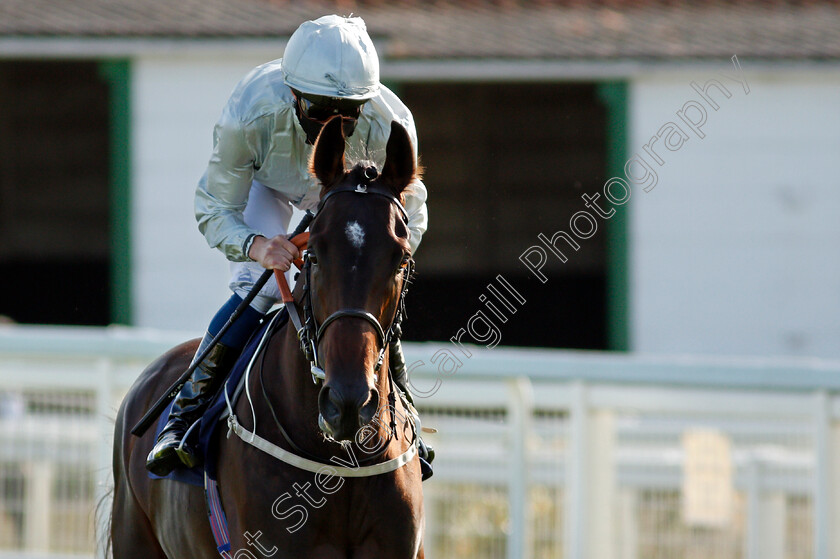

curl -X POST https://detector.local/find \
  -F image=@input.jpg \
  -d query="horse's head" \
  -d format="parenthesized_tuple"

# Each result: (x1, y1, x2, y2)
(306, 116, 417, 442)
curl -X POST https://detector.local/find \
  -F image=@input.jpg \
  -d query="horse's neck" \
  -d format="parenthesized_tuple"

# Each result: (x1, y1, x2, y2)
(237, 317, 323, 452)
(376, 367, 416, 457)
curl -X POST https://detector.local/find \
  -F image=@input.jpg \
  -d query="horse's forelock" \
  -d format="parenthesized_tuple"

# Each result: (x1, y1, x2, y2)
(330, 140, 422, 195)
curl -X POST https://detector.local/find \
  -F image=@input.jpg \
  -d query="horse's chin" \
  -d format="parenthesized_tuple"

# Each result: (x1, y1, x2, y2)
(318, 413, 353, 443)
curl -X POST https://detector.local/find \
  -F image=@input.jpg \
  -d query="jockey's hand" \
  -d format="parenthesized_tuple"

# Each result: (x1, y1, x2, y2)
(248, 235, 300, 271)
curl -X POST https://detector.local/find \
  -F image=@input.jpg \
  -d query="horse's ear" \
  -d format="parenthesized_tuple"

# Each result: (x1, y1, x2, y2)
(311, 116, 346, 189)
(380, 121, 416, 195)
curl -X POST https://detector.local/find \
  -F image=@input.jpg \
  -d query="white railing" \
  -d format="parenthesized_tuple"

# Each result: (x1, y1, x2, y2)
(0, 325, 838, 559)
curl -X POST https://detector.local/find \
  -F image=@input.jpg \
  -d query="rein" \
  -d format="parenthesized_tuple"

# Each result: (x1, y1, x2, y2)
(226, 180, 418, 477)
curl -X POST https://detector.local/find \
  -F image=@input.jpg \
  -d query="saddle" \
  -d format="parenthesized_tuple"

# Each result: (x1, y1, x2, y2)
(147, 308, 289, 486)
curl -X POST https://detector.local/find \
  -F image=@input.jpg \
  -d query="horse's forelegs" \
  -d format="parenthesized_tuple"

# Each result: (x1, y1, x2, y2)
(111, 479, 167, 559)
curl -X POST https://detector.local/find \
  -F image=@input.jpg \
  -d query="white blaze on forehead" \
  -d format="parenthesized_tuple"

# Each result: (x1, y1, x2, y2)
(345, 221, 366, 249)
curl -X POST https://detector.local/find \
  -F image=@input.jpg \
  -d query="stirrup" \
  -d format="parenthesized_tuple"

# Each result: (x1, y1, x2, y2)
(175, 419, 203, 469)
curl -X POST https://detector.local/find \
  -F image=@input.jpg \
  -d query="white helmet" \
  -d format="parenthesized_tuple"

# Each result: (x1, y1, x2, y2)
(282, 15, 380, 101)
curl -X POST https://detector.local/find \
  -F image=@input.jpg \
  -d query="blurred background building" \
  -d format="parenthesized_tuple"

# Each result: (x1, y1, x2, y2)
(1, 0, 839, 358)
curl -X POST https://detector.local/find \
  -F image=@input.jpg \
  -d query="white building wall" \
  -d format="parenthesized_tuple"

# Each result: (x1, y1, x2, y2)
(131, 52, 281, 331)
(132, 54, 840, 356)
(629, 67, 840, 358)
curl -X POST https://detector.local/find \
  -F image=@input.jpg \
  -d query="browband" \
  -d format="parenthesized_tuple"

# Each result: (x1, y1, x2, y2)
(316, 182, 409, 224)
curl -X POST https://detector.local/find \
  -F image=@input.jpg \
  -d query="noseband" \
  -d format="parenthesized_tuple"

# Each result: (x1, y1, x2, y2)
(294, 180, 413, 383)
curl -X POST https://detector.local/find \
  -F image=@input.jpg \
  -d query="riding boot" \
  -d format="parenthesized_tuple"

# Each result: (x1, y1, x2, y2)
(145, 334, 239, 476)
(390, 339, 435, 481)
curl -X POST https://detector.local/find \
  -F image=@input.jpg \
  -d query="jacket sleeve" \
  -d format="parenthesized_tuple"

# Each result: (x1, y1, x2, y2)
(366, 85, 429, 255)
(194, 106, 259, 262)
(405, 178, 428, 254)
(399, 112, 428, 255)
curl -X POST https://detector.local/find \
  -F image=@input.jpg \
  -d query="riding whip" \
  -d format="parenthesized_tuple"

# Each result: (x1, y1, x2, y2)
(131, 210, 315, 437)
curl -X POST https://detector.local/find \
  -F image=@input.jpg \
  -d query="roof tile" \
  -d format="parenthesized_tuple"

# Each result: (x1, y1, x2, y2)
(0, 0, 837, 59)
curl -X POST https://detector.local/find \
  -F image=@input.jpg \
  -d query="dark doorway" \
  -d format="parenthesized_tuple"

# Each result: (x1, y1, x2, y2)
(0, 61, 111, 325)
(400, 82, 608, 350)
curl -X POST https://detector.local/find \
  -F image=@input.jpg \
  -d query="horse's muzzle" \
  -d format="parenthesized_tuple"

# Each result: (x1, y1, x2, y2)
(318, 384, 379, 441)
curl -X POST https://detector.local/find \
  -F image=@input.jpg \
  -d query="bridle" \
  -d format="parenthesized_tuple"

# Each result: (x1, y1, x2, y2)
(226, 171, 419, 476)
(290, 177, 413, 385)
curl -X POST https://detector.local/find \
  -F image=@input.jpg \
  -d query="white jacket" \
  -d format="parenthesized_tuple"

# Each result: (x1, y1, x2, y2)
(195, 59, 429, 262)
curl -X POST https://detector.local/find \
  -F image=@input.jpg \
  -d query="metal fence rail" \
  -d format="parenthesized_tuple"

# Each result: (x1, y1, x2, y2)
(0, 326, 838, 559)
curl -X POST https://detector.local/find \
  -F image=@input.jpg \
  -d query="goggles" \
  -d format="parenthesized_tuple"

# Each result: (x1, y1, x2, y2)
(297, 95, 362, 124)
(295, 93, 364, 142)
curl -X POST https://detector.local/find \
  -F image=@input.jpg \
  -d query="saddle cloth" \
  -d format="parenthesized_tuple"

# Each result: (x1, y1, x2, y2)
(147, 308, 289, 486)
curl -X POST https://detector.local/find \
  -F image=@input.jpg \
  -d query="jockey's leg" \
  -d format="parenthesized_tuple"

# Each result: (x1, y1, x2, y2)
(390, 339, 435, 481)
(146, 181, 292, 476)
(146, 294, 264, 475)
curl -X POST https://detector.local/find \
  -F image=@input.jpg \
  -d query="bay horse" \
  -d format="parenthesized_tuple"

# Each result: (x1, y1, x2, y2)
(111, 116, 425, 558)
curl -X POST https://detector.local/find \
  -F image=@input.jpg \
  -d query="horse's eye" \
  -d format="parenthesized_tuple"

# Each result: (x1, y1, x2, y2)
(308, 252, 318, 265)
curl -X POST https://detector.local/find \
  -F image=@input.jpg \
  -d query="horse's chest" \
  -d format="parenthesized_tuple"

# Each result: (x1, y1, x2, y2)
(223, 475, 420, 557)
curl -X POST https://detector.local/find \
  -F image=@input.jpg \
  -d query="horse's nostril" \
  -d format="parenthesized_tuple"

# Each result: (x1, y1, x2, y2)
(318, 386, 341, 426)
(359, 388, 379, 426)
(319, 384, 379, 440)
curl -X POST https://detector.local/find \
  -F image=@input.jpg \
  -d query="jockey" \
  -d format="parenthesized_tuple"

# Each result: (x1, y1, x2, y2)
(146, 15, 433, 479)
